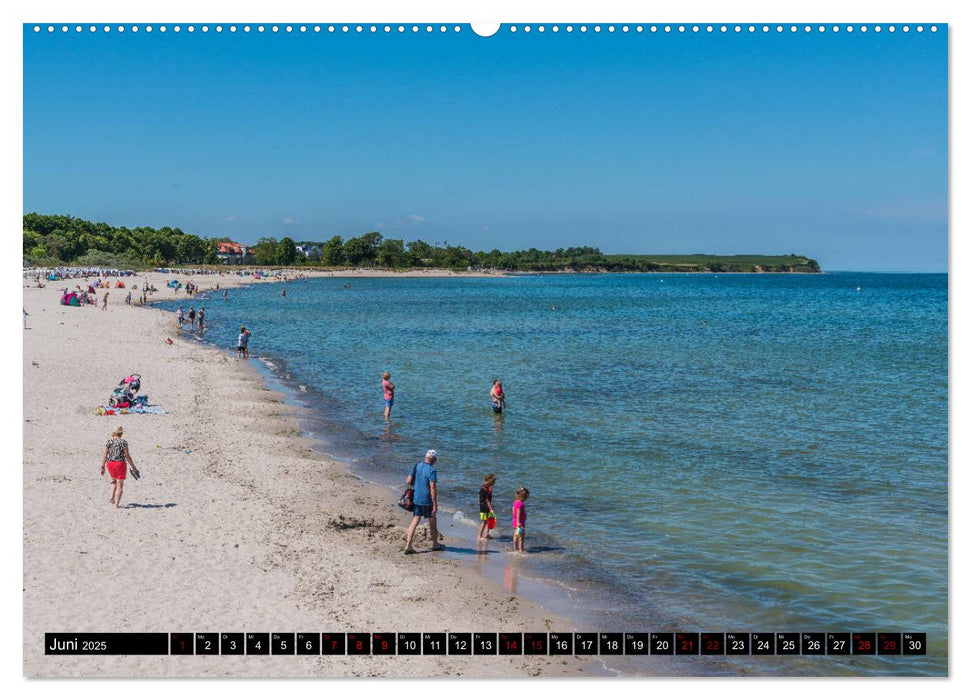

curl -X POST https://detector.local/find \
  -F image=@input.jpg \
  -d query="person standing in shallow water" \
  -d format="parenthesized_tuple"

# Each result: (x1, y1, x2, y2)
(490, 379, 505, 413)
(237, 326, 251, 359)
(382, 371, 395, 422)
(478, 473, 497, 541)
(404, 450, 445, 554)
(512, 486, 529, 553)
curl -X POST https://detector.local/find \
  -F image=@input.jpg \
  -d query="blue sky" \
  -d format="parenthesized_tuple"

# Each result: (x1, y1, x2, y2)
(23, 24, 947, 271)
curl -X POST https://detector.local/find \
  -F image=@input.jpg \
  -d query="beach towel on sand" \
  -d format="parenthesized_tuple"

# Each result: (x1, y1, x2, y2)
(96, 405, 167, 416)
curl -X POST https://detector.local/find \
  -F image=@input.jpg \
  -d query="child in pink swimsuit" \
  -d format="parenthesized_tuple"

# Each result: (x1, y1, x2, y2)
(512, 486, 529, 553)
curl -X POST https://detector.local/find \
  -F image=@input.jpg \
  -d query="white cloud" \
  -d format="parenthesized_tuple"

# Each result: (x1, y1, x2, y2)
(407, 214, 426, 224)
(223, 215, 237, 221)
(480, 225, 490, 233)
(282, 217, 300, 225)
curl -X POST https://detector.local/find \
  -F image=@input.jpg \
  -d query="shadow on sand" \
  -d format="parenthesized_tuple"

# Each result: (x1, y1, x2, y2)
(125, 502, 178, 509)
(444, 544, 566, 556)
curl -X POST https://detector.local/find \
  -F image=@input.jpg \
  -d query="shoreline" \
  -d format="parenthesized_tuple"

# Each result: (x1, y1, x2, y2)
(246, 349, 615, 630)
(145, 275, 747, 678)
(25, 266, 826, 288)
(22, 269, 592, 678)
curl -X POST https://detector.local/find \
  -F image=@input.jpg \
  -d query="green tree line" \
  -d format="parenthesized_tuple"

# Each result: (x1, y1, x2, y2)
(23, 213, 218, 268)
(24, 213, 820, 273)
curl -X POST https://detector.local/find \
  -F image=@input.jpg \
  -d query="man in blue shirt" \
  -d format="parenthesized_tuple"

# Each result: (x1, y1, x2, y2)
(404, 450, 445, 554)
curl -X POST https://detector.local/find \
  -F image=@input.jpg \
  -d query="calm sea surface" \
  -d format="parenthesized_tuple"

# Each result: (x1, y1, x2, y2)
(158, 272, 947, 675)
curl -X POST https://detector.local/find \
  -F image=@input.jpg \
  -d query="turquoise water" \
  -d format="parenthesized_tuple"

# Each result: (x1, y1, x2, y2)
(159, 272, 947, 675)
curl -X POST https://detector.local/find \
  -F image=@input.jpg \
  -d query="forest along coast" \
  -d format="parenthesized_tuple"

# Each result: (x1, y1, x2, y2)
(24, 212, 821, 273)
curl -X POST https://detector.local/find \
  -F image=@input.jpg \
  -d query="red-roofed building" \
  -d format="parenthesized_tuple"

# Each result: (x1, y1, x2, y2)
(215, 241, 252, 265)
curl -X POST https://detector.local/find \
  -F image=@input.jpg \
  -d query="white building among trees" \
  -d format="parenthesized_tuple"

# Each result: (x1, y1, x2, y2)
(296, 244, 321, 260)
(215, 241, 252, 265)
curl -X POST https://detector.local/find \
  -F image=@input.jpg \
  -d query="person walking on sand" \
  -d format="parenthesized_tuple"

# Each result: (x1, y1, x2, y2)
(125, 290, 132, 306)
(382, 371, 395, 422)
(477, 474, 497, 540)
(512, 486, 529, 553)
(101, 291, 109, 310)
(100, 425, 140, 508)
(237, 326, 251, 359)
(490, 379, 505, 413)
(404, 450, 445, 554)
(188, 307, 196, 331)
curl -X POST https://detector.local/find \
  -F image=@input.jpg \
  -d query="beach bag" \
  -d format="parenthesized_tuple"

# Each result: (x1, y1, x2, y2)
(397, 487, 414, 511)
(396, 463, 418, 511)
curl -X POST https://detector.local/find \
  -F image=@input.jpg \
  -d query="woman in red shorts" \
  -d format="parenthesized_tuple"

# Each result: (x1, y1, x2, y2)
(100, 425, 140, 508)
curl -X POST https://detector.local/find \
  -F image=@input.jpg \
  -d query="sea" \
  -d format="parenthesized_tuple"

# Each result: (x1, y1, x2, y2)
(157, 271, 947, 676)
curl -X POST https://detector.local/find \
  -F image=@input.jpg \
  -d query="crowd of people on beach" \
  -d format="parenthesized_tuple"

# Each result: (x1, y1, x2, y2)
(26, 266, 136, 282)
(51, 276, 162, 309)
(152, 267, 223, 276)
(150, 266, 311, 283)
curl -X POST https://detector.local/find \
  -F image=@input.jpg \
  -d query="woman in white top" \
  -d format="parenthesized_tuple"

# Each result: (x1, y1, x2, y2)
(237, 326, 251, 359)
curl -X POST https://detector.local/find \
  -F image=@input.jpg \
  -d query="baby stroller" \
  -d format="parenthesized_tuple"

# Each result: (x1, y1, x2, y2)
(108, 374, 141, 407)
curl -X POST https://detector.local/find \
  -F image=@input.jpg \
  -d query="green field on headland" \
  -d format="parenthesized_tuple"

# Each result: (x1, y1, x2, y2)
(601, 254, 821, 273)
(23, 213, 820, 273)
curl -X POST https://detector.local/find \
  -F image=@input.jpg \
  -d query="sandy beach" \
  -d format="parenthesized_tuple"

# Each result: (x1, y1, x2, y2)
(22, 268, 578, 678)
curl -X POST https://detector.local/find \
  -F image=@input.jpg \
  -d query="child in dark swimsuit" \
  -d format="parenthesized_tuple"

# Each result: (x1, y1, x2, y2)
(477, 474, 496, 540)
